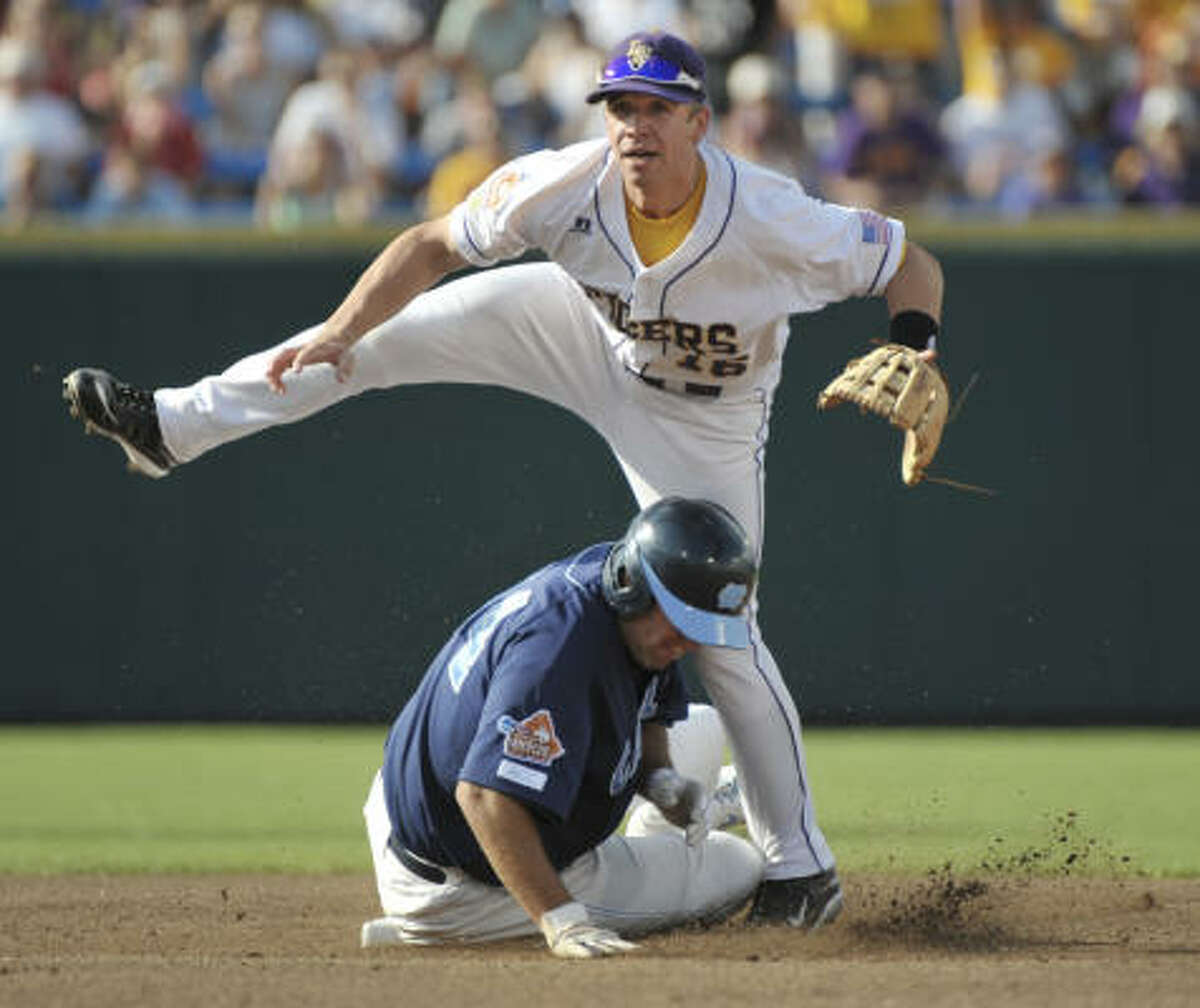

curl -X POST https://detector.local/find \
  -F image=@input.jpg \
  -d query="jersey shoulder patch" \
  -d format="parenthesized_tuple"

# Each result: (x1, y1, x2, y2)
(856, 208, 891, 245)
(497, 709, 566, 766)
(469, 140, 606, 216)
(455, 140, 608, 264)
(468, 166, 526, 216)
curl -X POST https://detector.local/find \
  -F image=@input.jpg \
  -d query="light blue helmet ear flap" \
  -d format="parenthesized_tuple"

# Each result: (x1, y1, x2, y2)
(601, 539, 654, 618)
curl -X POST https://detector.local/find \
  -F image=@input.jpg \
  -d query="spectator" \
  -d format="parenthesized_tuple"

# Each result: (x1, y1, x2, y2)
(940, 25, 1073, 215)
(254, 48, 376, 227)
(258, 0, 328, 80)
(4, 0, 85, 99)
(75, 1, 203, 170)
(354, 39, 410, 200)
(1105, 15, 1194, 150)
(516, 12, 603, 147)
(568, 0, 688, 53)
(1110, 83, 1200, 204)
(433, 0, 542, 84)
(320, 0, 425, 50)
(978, 0, 1077, 89)
(822, 66, 945, 212)
(123, 0, 196, 94)
(718, 51, 812, 184)
(86, 59, 204, 223)
(777, 0, 949, 110)
(201, 2, 302, 193)
(951, 0, 1077, 124)
(688, 0, 758, 61)
(489, 69, 559, 155)
(422, 80, 506, 217)
(416, 61, 484, 164)
(0, 35, 89, 227)
(388, 41, 453, 200)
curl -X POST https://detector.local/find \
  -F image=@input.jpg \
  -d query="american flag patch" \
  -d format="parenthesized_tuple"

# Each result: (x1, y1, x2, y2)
(858, 210, 889, 245)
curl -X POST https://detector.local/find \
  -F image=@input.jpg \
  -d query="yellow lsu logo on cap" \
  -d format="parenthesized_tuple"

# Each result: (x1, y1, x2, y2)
(627, 38, 652, 70)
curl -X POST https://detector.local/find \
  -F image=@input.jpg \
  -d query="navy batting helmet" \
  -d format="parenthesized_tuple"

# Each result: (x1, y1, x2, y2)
(602, 497, 757, 648)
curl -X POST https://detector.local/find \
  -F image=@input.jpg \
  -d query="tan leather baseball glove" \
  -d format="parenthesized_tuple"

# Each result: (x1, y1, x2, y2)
(817, 343, 949, 486)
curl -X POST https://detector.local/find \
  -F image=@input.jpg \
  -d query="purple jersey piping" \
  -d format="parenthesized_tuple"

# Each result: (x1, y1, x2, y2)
(460, 215, 488, 263)
(593, 150, 636, 279)
(866, 221, 896, 295)
(746, 383, 828, 870)
(658, 149, 738, 316)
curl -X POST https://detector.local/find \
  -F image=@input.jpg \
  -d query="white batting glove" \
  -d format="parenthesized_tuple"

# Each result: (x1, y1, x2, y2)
(643, 767, 711, 846)
(540, 901, 639, 959)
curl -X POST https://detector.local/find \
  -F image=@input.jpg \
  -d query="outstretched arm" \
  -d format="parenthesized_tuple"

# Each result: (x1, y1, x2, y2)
(455, 780, 637, 958)
(455, 780, 572, 921)
(266, 214, 468, 392)
(885, 240, 944, 321)
(884, 240, 945, 361)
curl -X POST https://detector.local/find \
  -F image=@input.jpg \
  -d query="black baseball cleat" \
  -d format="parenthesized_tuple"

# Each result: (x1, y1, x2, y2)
(63, 368, 176, 478)
(745, 868, 844, 929)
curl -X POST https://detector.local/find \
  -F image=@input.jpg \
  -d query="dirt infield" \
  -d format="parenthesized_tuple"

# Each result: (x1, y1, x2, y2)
(1, 871, 1196, 1008)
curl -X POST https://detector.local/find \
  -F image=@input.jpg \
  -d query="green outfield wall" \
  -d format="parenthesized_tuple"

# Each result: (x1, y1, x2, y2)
(7, 219, 1199, 724)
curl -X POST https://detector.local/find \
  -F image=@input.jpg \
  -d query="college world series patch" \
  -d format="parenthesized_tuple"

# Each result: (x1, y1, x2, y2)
(496, 710, 565, 766)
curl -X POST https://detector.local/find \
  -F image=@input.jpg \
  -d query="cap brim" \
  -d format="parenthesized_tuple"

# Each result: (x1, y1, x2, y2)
(643, 560, 750, 648)
(586, 80, 704, 104)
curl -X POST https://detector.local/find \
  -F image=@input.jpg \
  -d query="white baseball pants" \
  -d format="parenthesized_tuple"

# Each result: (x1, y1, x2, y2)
(156, 260, 834, 879)
(361, 704, 762, 943)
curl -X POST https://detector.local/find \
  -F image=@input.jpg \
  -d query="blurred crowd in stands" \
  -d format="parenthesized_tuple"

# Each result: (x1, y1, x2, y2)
(1, 0, 1199, 230)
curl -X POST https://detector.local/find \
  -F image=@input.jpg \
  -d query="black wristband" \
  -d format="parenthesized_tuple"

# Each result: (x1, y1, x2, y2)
(889, 310, 940, 352)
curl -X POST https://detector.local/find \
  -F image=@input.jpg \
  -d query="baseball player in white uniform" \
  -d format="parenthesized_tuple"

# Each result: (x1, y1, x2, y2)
(64, 30, 944, 930)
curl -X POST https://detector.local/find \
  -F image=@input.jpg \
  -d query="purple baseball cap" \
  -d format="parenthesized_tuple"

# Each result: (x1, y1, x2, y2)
(586, 32, 707, 105)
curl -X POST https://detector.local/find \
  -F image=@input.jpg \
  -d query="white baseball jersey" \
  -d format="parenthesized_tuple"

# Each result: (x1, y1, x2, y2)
(450, 137, 905, 402)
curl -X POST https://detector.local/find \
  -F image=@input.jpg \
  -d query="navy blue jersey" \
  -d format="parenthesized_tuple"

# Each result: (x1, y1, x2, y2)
(381, 542, 688, 885)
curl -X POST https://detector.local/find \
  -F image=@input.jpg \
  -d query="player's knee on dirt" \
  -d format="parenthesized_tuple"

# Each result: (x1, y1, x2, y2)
(688, 832, 764, 924)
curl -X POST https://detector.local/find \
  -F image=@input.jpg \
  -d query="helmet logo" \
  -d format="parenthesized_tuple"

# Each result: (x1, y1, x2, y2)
(627, 38, 652, 70)
(717, 582, 748, 612)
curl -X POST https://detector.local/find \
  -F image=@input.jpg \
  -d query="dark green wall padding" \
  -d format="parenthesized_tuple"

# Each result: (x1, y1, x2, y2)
(8, 235, 1198, 723)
